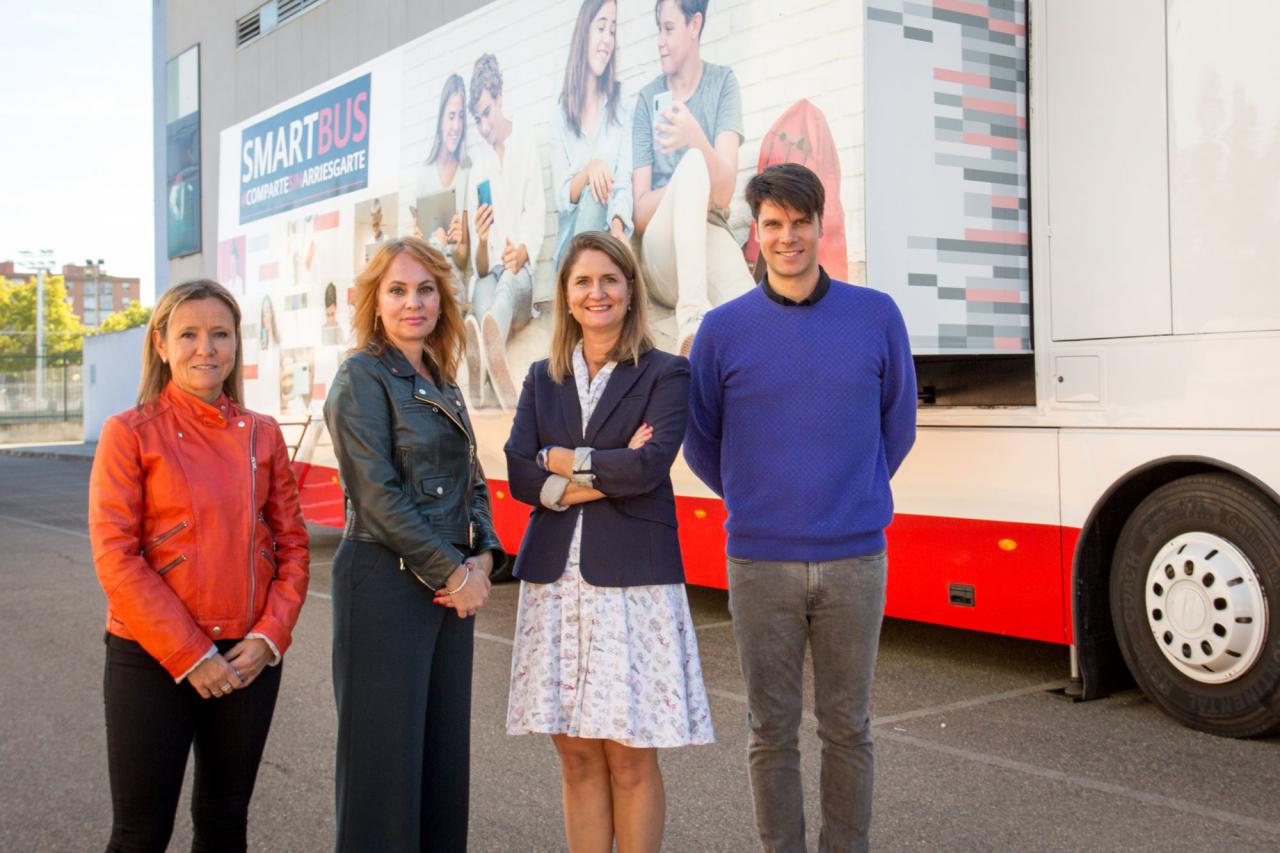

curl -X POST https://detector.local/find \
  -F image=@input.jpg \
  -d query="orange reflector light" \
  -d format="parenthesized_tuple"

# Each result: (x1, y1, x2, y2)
(694, 509, 707, 519)
(496, 491, 506, 500)
(998, 538, 1017, 552)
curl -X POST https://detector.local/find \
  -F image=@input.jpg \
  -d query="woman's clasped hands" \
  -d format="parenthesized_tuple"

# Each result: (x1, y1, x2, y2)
(433, 551, 495, 618)
(187, 637, 275, 699)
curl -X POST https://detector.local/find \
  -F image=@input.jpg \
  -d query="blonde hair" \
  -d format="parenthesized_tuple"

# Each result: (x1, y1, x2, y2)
(138, 279, 244, 407)
(549, 232, 653, 383)
(350, 237, 464, 384)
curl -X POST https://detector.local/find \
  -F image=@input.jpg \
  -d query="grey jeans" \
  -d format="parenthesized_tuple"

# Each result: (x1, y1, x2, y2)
(727, 551, 888, 853)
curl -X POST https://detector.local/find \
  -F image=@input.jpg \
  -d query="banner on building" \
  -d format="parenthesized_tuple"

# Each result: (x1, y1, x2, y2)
(167, 44, 201, 258)
(238, 74, 372, 225)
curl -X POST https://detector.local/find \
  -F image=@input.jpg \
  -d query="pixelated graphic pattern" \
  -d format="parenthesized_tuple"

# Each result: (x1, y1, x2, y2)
(866, 0, 1030, 353)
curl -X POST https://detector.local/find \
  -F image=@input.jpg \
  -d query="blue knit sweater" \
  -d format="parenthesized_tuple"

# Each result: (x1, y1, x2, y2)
(683, 279, 917, 561)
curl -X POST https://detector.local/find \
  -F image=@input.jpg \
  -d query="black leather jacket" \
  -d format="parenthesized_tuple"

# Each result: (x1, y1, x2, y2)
(323, 346, 504, 589)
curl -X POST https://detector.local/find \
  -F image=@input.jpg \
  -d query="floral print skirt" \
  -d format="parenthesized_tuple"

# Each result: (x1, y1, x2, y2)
(505, 555, 715, 748)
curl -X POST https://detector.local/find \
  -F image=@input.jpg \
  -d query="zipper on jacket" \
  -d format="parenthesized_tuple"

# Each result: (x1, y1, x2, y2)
(440, 404, 476, 548)
(247, 418, 258, 625)
(157, 554, 186, 575)
(414, 391, 478, 554)
(259, 510, 277, 550)
(141, 520, 188, 555)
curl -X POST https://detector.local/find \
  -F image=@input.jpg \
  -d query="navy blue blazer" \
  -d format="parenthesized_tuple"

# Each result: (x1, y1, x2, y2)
(504, 347, 690, 587)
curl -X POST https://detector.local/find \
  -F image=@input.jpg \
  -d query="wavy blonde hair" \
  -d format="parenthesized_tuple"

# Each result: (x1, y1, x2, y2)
(138, 279, 244, 407)
(350, 237, 464, 384)
(548, 231, 653, 383)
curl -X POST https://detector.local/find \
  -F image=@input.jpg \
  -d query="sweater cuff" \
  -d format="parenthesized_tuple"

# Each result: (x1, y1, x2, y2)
(540, 474, 570, 511)
(246, 632, 282, 666)
(571, 447, 594, 488)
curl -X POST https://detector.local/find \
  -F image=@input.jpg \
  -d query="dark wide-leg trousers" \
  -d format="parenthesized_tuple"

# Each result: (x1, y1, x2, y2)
(332, 539, 475, 853)
(103, 634, 282, 853)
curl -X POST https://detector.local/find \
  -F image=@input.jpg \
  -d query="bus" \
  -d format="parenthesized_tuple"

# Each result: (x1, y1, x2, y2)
(215, 0, 1280, 736)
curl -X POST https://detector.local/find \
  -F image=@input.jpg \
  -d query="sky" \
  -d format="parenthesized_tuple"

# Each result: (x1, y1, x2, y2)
(0, 1, 155, 302)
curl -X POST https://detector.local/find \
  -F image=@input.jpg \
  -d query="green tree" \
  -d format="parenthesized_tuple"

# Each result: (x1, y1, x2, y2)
(0, 274, 85, 357)
(91, 301, 152, 335)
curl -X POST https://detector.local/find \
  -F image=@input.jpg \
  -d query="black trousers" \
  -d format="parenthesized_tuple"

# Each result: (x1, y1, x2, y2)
(103, 634, 282, 853)
(332, 539, 474, 853)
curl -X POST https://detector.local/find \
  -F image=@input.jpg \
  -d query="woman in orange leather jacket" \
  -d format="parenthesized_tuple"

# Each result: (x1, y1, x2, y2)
(89, 279, 309, 853)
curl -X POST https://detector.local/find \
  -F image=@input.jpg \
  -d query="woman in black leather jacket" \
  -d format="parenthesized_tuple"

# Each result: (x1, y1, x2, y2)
(323, 236, 504, 852)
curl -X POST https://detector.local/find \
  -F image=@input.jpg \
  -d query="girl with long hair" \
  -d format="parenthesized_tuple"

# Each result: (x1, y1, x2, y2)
(549, 0, 634, 268)
(409, 73, 472, 283)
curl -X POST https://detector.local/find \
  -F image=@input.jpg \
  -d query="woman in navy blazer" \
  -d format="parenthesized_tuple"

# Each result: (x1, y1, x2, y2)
(505, 231, 713, 853)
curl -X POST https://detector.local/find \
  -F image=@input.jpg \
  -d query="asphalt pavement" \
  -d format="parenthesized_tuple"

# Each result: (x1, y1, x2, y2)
(1, 453, 1278, 851)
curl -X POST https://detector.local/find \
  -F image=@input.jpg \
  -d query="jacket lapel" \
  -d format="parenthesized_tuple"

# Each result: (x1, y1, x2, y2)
(379, 348, 471, 438)
(584, 354, 649, 445)
(560, 371, 584, 441)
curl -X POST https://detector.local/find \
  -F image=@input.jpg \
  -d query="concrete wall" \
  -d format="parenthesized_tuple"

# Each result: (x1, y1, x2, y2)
(160, 0, 483, 288)
(83, 327, 146, 440)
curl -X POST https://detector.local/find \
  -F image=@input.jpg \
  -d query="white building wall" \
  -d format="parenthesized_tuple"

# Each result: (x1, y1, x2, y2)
(83, 327, 146, 441)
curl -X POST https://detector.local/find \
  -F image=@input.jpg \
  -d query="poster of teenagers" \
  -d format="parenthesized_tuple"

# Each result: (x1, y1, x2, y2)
(216, 0, 1029, 492)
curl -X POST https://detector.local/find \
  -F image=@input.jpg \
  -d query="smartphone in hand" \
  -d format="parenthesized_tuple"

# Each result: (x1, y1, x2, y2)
(476, 179, 492, 208)
(653, 91, 673, 126)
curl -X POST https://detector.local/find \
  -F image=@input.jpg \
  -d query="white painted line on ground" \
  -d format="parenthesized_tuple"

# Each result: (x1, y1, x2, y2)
(710, 681, 1061, 734)
(695, 619, 735, 632)
(0, 514, 91, 539)
(870, 681, 1061, 726)
(308, 590, 332, 600)
(476, 630, 514, 647)
(879, 729, 1280, 836)
(712, 675, 1279, 835)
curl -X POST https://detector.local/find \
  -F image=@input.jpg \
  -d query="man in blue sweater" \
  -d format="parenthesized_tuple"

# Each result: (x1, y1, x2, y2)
(684, 163, 916, 852)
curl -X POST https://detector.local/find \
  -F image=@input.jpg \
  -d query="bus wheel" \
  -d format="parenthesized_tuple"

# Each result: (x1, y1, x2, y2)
(1110, 473, 1280, 737)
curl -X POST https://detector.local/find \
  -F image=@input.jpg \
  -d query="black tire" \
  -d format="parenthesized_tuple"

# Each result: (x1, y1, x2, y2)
(1110, 473, 1280, 737)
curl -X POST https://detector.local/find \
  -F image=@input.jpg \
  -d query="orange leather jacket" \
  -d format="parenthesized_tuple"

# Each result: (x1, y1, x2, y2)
(89, 383, 310, 679)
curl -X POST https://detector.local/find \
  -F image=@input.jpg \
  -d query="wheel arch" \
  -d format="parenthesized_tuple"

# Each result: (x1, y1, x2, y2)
(1071, 455, 1280, 700)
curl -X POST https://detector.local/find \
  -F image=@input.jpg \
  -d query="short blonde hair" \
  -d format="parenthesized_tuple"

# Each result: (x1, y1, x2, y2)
(350, 237, 464, 384)
(548, 232, 653, 383)
(138, 279, 244, 407)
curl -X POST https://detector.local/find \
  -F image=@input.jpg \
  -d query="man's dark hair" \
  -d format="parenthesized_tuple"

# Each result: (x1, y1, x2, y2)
(745, 163, 826, 223)
(654, 0, 708, 39)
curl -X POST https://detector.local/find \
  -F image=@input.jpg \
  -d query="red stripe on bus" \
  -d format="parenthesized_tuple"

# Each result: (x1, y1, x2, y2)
(294, 467, 1076, 645)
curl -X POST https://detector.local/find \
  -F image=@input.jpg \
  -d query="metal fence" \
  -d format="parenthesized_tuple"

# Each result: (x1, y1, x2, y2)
(0, 354, 84, 424)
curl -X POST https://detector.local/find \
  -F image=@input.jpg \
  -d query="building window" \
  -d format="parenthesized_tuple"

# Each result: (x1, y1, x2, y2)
(236, 0, 327, 49)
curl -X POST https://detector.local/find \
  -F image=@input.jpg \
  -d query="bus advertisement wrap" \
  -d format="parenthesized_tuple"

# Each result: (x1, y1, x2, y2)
(214, 0, 1028, 525)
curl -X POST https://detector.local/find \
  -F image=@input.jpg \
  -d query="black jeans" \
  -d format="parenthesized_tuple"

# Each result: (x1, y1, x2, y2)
(103, 634, 282, 853)
(332, 538, 474, 853)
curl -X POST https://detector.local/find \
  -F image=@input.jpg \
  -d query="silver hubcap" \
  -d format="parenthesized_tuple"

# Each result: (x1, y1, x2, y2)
(1144, 533, 1268, 684)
